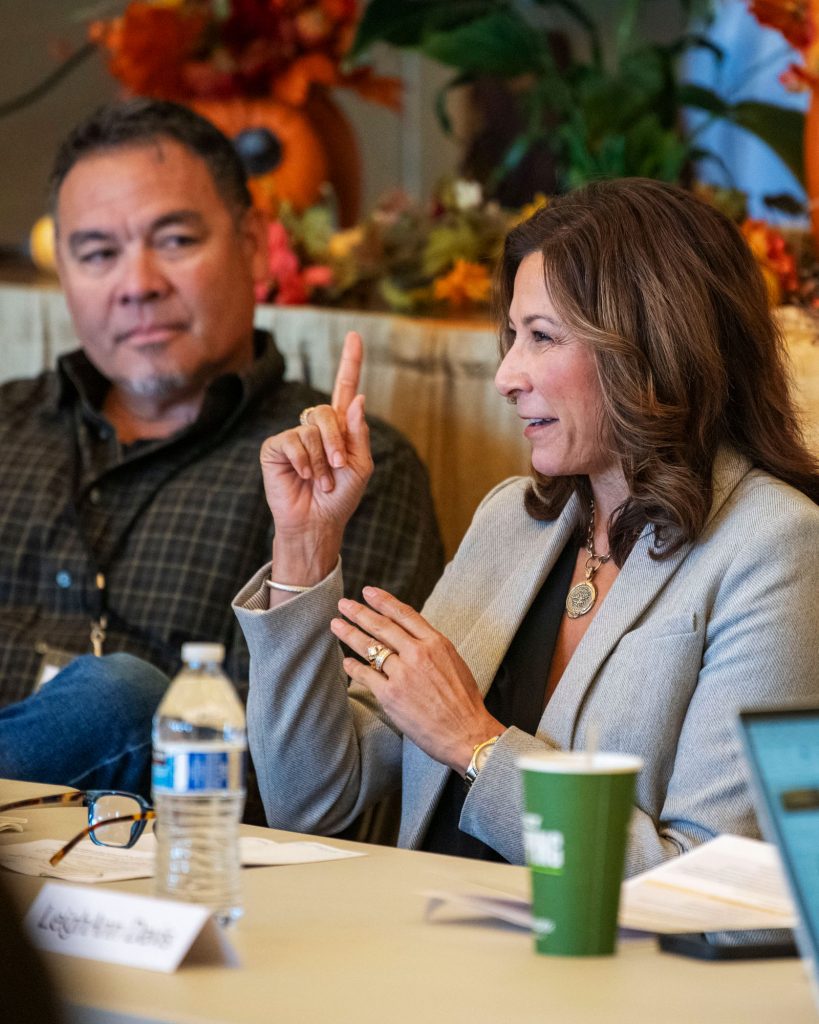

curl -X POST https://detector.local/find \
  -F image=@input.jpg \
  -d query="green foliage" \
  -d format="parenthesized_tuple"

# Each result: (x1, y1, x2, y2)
(282, 204, 335, 261)
(352, 0, 804, 194)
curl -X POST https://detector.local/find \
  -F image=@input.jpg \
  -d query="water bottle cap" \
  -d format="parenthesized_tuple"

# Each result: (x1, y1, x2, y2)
(181, 642, 225, 666)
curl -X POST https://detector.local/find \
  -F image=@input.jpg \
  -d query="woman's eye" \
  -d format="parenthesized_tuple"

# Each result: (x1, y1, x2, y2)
(532, 330, 554, 344)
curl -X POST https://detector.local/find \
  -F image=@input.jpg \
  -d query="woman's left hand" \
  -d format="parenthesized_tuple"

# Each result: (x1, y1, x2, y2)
(331, 587, 504, 774)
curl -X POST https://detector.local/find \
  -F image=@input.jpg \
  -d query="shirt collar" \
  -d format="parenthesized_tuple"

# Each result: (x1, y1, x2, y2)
(54, 328, 285, 435)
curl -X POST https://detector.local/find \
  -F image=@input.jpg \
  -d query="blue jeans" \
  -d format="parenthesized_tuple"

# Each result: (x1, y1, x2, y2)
(0, 654, 170, 800)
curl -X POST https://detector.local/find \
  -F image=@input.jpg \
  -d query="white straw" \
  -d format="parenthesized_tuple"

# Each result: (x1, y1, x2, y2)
(585, 723, 600, 766)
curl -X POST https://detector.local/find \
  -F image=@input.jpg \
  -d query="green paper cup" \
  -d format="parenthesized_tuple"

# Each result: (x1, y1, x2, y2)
(518, 750, 643, 956)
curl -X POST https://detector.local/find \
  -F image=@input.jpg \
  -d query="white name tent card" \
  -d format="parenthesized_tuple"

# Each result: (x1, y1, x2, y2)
(25, 882, 239, 973)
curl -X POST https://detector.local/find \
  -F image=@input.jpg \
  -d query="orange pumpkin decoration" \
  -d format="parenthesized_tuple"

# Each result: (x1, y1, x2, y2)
(191, 91, 361, 226)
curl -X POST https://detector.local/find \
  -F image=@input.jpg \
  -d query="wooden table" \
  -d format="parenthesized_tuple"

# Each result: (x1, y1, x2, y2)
(1, 779, 816, 1024)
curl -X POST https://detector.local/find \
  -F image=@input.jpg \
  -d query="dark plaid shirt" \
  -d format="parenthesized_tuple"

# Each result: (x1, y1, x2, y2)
(0, 331, 444, 708)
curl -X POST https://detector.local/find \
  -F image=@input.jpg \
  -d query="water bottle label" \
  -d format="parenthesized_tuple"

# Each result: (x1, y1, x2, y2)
(152, 746, 245, 795)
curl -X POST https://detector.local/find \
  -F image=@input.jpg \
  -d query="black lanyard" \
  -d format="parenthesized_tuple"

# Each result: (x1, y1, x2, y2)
(66, 386, 248, 656)
(68, 410, 164, 656)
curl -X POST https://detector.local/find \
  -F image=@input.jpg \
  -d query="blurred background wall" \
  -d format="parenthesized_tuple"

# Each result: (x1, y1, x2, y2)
(0, 1, 460, 248)
(0, 0, 804, 248)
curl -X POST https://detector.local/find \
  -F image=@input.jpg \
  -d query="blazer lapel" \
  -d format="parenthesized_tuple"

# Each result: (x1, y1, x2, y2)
(541, 529, 693, 748)
(400, 492, 582, 848)
(459, 493, 582, 695)
(543, 448, 752, 749)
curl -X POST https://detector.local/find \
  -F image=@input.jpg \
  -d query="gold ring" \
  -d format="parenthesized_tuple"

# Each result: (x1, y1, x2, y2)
(374, 648, 394, 672)
(366, 642, 395, 673)
(299, 406, 317, 427)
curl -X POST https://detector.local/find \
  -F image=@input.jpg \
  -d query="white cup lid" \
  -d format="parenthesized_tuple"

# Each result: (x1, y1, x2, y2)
(518, 750, 643, 774)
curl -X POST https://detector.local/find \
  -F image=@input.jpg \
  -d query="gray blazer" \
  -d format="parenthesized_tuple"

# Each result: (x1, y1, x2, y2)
(235, 449, 819, 875)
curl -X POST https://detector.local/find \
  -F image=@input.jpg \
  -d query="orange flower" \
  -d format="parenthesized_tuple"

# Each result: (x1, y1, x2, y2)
(295, 4, 335, 47)
(320, 0, 358, 23)
(741, 219, 799, 304)
(91, 4, 206, 99)
(510, 192, 549, 227)
(341, 67, 402, 110)
(89, 1, 389, 108)
(750, 0, 819, 87)
(750, 0, 815, 50)
(433, 260, 492, 309)
(273, 52, 339, 106)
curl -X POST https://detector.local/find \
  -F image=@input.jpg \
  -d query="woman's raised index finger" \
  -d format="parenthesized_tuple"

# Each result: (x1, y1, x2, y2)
(331, 331, 363, 416)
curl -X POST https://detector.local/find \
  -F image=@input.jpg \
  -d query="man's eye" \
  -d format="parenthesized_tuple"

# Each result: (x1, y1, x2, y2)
(157, 234, 198, 250)
(78, 248, 117, 264)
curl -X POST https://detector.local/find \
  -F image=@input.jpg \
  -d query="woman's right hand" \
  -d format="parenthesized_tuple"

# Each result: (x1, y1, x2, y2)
(259, 331, 374, 589)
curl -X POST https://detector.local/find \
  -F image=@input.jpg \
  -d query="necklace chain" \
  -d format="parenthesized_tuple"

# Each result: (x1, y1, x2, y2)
(565, 498, 611, 619)
(584, 498, 611, 572)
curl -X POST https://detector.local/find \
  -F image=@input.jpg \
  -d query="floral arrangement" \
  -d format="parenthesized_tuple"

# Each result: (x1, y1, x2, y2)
(741, 219, 801, 303)
(257, 179, 808, 315)
(256, 179, 528, 314)
(89, 0, 399, 108)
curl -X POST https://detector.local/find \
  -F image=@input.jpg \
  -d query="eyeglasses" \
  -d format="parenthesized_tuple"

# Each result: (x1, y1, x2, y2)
(0, 790, 155, 867)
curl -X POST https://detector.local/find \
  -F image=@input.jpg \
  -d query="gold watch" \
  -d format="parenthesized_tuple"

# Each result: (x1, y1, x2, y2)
(464, 735, 501, 789)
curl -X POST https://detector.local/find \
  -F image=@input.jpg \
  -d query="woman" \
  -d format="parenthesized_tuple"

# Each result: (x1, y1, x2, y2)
(235, 178, 819, 875)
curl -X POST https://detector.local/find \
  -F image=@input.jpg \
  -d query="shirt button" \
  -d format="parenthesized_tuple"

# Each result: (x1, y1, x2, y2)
(99, 427, 111, 441)
(55, 571, 73, 589)
(88, 488, 102, 505)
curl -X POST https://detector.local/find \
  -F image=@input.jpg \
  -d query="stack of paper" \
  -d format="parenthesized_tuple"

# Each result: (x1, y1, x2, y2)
(620, 835, 796, 932)
(423, 835, 796, 934)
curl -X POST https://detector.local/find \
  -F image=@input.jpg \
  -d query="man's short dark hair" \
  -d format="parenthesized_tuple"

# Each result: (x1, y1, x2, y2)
(49, 98, 252, 218)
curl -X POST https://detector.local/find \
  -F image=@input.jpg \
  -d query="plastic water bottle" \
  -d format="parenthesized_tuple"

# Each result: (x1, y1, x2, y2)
(152, 642, 246, 924)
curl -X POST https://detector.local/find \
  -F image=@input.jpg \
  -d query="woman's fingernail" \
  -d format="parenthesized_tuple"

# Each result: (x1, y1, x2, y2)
(320, 474, 334, 492)
(331, 451, 345, 468)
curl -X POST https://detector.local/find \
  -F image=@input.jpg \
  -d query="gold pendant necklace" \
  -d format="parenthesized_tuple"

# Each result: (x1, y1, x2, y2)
(565, 499, 611, 620)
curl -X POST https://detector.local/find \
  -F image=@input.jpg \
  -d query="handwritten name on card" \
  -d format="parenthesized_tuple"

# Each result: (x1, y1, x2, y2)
(25, 882, 239, 973)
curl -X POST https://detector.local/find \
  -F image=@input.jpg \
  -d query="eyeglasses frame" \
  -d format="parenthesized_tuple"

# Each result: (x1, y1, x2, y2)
(0, 789, 155, 866)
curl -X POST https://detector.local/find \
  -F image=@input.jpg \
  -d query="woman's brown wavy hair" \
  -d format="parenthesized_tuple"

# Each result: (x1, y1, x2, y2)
(494, 178, 819, 565)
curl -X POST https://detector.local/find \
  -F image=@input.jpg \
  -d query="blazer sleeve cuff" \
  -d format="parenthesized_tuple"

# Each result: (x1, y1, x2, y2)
(233, 558, 342, 610)
(459, 726, 561, 865)
(232, 559, 343, 650)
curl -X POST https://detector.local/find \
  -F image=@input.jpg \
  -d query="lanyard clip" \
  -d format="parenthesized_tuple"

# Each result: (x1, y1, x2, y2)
(90, 615, 108, 657)
(90, 571, 108, 656)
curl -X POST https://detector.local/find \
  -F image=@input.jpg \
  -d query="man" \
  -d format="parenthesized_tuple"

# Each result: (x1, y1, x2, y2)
(0, 99, 443, 802)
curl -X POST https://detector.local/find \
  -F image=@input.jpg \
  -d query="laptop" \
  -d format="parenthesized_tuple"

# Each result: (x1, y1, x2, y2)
(739, 706, 819, 1005)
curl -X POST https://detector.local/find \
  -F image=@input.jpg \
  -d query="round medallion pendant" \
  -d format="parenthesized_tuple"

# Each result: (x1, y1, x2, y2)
(566, 580, 597, 619)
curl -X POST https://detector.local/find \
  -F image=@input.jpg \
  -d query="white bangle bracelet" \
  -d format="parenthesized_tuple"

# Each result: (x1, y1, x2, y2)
(265, 579, 313, 593)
